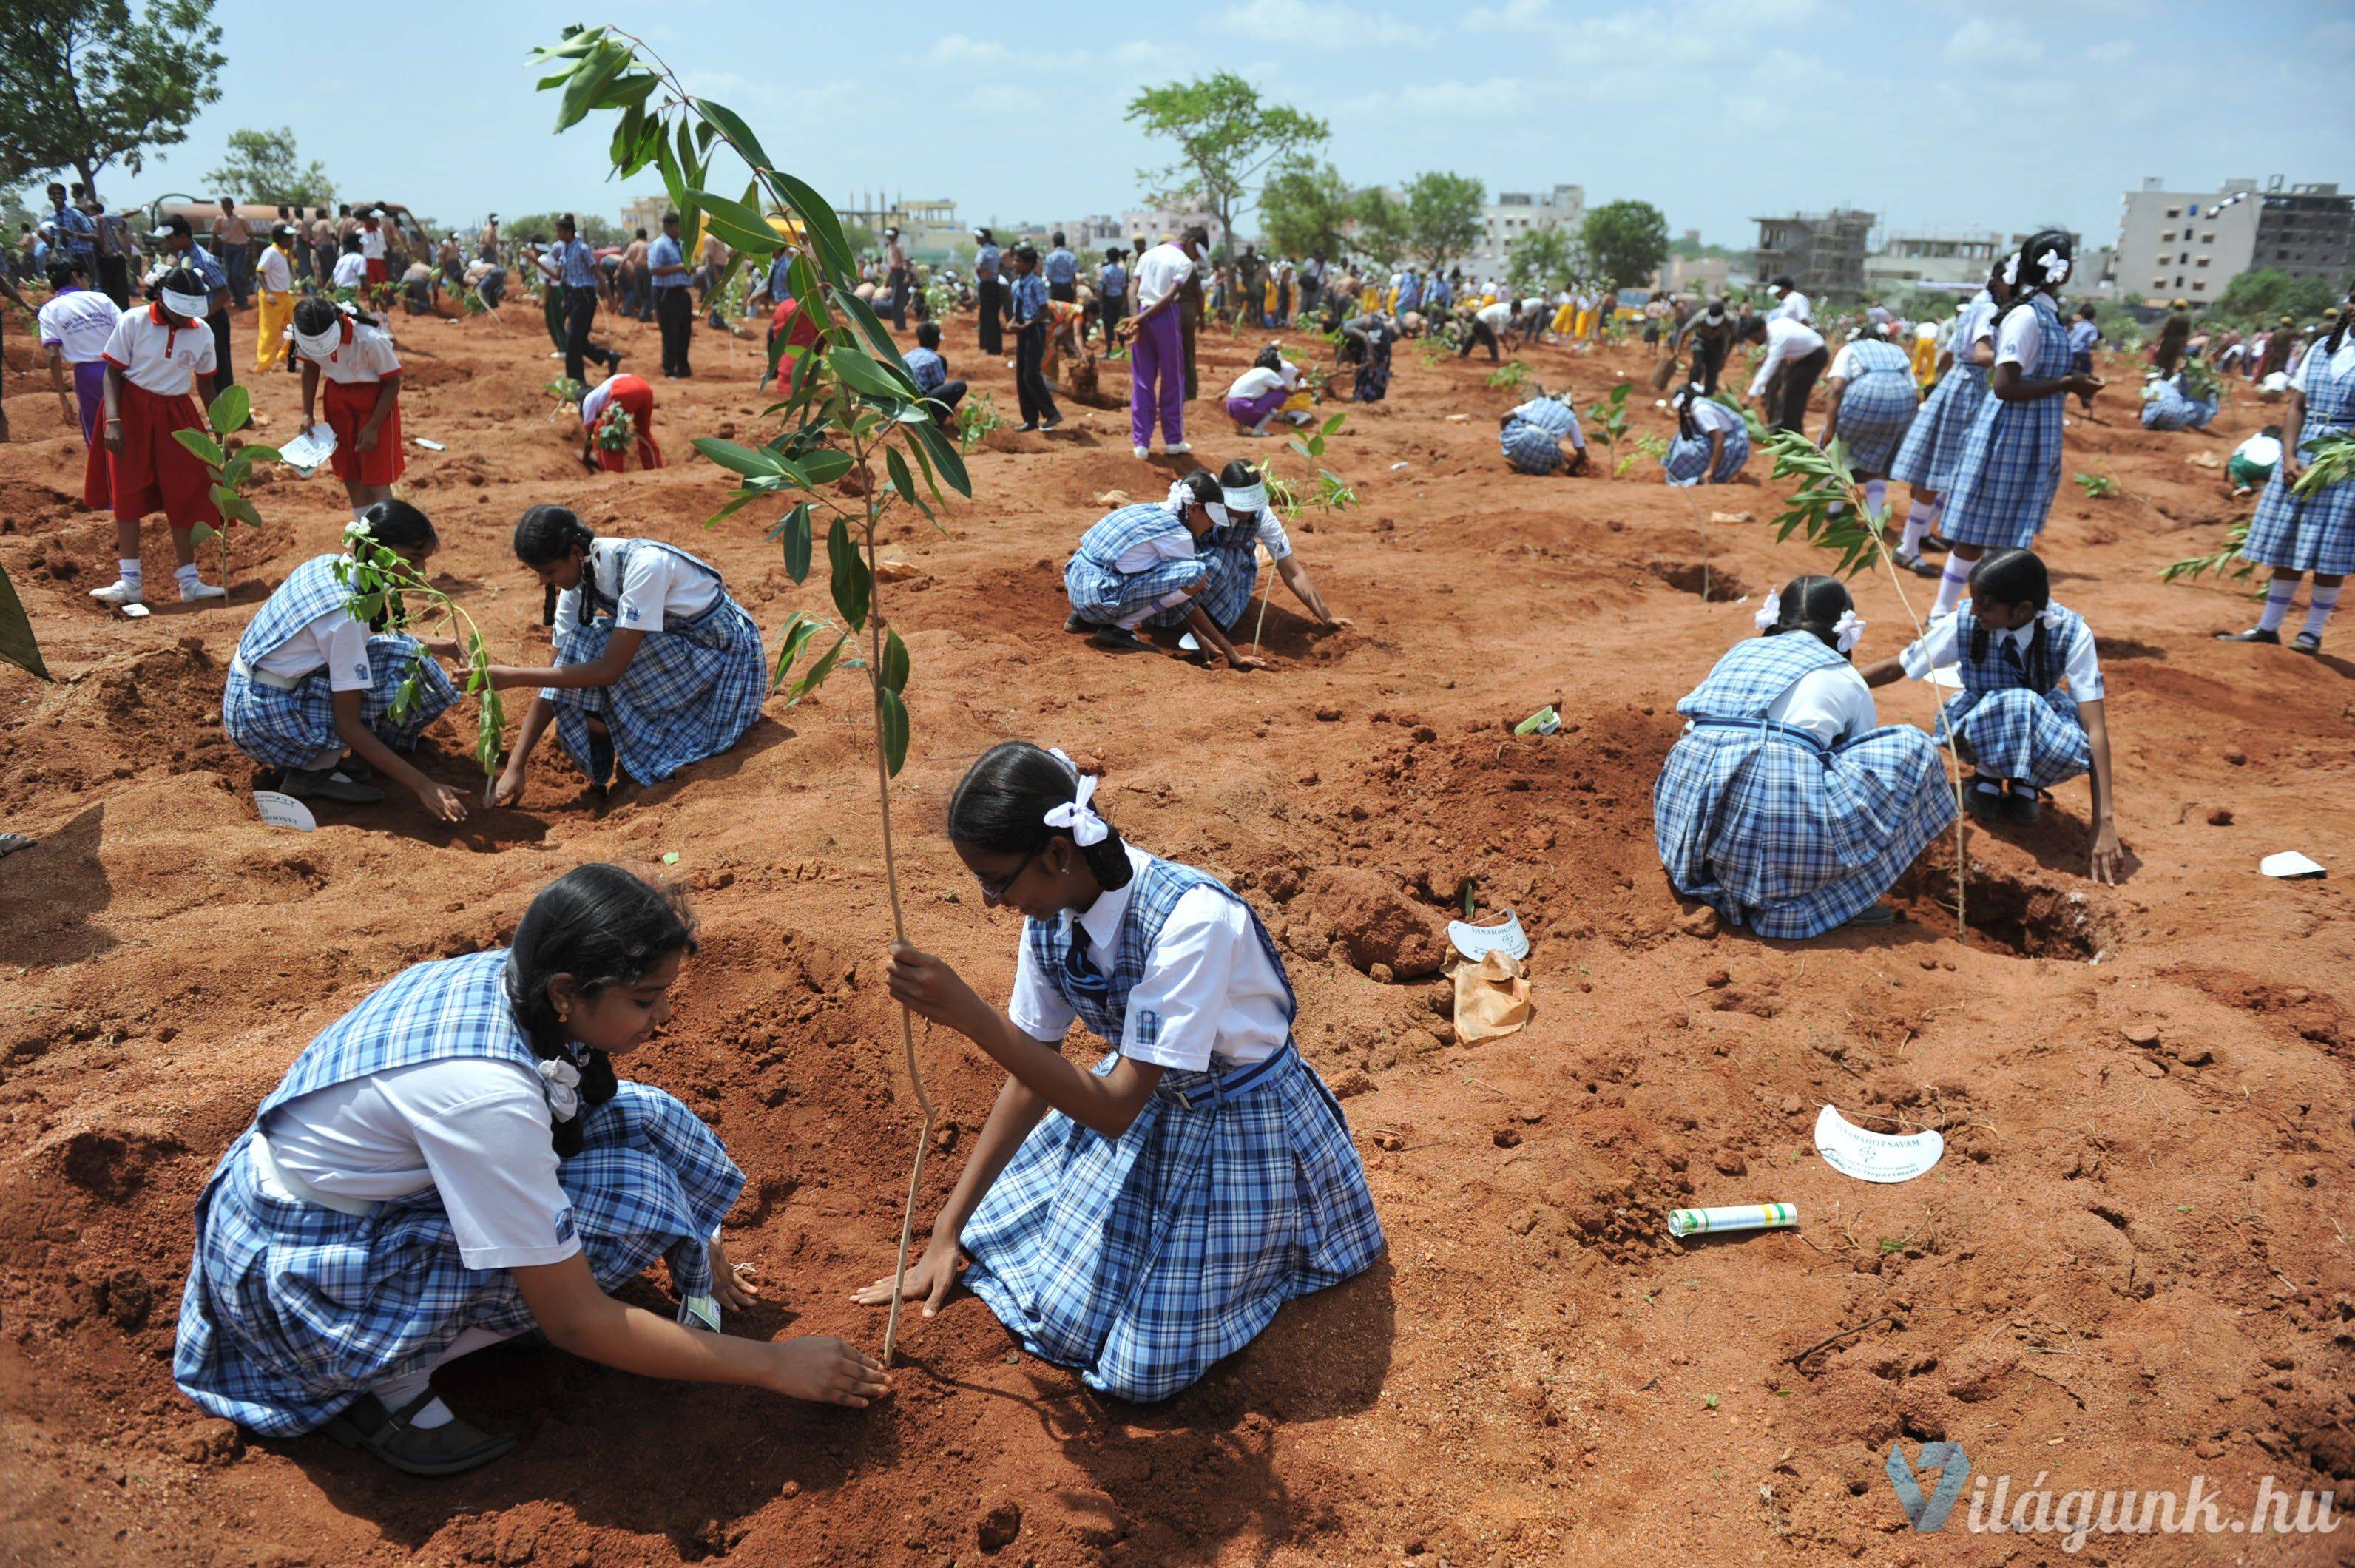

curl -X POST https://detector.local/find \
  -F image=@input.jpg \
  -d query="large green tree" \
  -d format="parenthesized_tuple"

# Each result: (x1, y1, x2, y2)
(206, 126, 333, 206)
(2208, 268, 2338, 328)
(1125, 73, 1326, 254)
(1351, 189, 1410, 272)
(1405, 171, 1484, 275)
(1505, 223, 1581, 294)
(1257, 158, 1356, 260)
(507, 210, 622, 247)
(0, 0, 224, 197)
(1581, 198, 1669, 289)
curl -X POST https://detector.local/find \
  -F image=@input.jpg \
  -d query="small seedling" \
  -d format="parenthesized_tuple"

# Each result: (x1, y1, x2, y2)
(2073, 473, 2120, 499)
(1486, 359, 1530, 390)
(1702, 1393, 1720, 1410)
(1587, 382, 1633, 473)
(172, 384, 281, 595)
(334, 530, 507, 781)
(956, 390, 1006, 455)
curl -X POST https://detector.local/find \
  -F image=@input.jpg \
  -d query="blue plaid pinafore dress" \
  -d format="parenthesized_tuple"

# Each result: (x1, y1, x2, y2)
(1890, 294, 1993, 495)
(2138, 375, 2217, 432)
(1826, 338, 1920, 474)
(1146, 516, 1260, 631)
(961, 856, 1385, 1402)
(1931, 603, 2094, 788)
(1501, 397, 1582, 475)
(1663, 404, 1751, 485)
(2242, 341, 2355, 576)
(174, 950, 741, 1436)
(1652, 635, 1954, 939)
(222, 554, 459, 769)
(1064, 504, 1208, 627)
(547, 540, 767, 787)
(1940, 293, 2072, 549)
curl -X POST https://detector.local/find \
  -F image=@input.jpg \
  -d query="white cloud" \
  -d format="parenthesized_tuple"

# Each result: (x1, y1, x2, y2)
(926, 34, 1014, 67)
(1464, 0, 1550, 31)
(1220, 0, 1434, 48)
(1945, 17, 2044, 64)
(2084, 38, 2134, 65)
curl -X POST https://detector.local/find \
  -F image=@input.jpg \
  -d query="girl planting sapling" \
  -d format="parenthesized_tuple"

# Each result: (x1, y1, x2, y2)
(1061, 470, 1268, 668)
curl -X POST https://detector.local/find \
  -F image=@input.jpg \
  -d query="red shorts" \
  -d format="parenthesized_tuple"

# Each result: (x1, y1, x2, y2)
(83, 431, 111, 512)
(364, 258, 387, 287)
(109, 380, 218, 530)
(592, 374, 664, 473)
(323, 376, 405, 485)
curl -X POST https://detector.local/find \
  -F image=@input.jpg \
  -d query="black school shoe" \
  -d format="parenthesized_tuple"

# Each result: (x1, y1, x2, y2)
(2214, 626, 2280, 644)
(1063, 611, 1099, 635)
(322, 1390, 517, 1476)
(1919, 533, 1953, 553)
(1893, 550, 1940, 579)
(2004, 785, 2049, 827)
(1089, 625, 1152, 653)
(2290, 630, 2322, 655)
(279, 767, 386, 805)
(1964, 778, 2008, 823)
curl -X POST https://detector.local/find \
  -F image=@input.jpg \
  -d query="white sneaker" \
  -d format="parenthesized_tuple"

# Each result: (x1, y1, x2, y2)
(89, 578, 143, 606)
(180, 579, 227, 604)
(1132, 445, 1150, 459)
(1166, 441, 1192, 456)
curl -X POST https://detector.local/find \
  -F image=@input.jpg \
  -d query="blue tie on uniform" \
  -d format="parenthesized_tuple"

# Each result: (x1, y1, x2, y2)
(1063, 936, 1112, 1006)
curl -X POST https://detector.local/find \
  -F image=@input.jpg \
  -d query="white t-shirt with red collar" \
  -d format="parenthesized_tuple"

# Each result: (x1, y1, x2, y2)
(360, 223, 386, 260)
(101, 302, 217, 396)
(296, 320, 402, 385)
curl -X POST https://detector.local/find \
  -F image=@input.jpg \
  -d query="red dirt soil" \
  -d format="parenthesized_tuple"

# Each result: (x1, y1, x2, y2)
(2, 299, 2351, 1567)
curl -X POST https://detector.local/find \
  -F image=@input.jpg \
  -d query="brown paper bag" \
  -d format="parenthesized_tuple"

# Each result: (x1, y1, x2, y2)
(1452, 951, 1533, 1044)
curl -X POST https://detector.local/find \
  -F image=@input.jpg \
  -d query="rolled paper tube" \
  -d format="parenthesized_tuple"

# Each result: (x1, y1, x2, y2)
(1668, 1203, 1797, 1239)
(1515, 706, 1561, 737)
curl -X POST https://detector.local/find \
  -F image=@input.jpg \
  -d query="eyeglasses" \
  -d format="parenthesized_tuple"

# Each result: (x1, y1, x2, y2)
(975, 843, 1045, 904)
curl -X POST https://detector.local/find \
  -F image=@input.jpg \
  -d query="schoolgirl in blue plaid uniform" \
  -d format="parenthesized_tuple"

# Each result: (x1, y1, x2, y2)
(176, 865, 885, 1476)
(856, 743, 1382, 1400)
(1889, 264, 2009, 573)
(2217, 300, 2355, 655)
(222, 501, 467, 820)
(1662, 384, 1751, 485)
(2138, 371, 2217, 432)
(1499, 393, 1590, 476)
(1653, 576, 1954, 937)
(1864, 548, 2124, 882)
(1146, 459, 1351, 638)
(1063, 471, 1266, 667)
(1933, 234, 2104, 618)
(487, 506, 768, 800)
(1820, 333, 1919, 479)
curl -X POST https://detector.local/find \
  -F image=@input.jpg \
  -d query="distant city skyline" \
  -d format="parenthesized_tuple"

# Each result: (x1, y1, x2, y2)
(53, 0, 2355, 258)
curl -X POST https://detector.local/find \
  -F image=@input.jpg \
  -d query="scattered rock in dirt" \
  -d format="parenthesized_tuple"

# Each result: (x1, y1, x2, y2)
(976, 1501, 1022, 1553)
(1294, 868, 1446, 978)
(2123, 1024, 2162, 1047)
(1714, 1150, 1748, 1177)
(2207, 807, 2234, 826)
(1493, 1126, 1522, 1149)
(99, 1268, 153, 1331)
(1678, 905, 1720, 939)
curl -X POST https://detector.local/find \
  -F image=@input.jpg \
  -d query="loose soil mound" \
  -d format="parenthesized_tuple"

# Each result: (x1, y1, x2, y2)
(1, 302, 2348, 1565)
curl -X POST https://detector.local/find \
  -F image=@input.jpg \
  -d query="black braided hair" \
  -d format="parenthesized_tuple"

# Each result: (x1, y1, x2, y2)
(947, 741, 1134, 893)
(516, 504, 595, 628)
(504, 864, 698, 1158)
(1763, 574, 1855, 657)
(1674, 382, 1705, 442)
(1990, 230, 2073, 335)
(1966, 548, 2055, 690)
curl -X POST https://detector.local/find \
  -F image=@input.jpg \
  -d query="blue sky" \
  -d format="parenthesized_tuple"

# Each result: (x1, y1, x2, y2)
(89, 0, 2355, 251)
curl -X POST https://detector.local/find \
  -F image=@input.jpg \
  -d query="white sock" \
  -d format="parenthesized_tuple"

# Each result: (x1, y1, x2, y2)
(118, 558, 143, 589)
(1900, 507, 1932, 555)
(368, 1369, 456, 1428)
(175, 562, 202, 589)
(2257, 579, 2297, 632)
(301, 744, 345, 771)
(1932, 559, 1971, 618)
(1862, 479, 1887, 522)
(2301, 584, 2340, 640)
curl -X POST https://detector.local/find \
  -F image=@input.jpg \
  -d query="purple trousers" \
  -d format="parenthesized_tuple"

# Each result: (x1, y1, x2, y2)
(74, 359, 107, 442)
(1226, 386, 1286, 428)
(1130, 308, 1184, 448)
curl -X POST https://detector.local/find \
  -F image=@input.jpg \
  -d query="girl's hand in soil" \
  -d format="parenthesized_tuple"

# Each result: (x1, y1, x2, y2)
(1320, 615, 1355, 631)
(1226, 649, 1270, 672)
(852, 1234, 965, 1319)
(415, 778, 470, 823)
(2089, 822, 2123, 886)
(487, 763, 527, 808)
(762, 1336, 888, 1408)
(708, 1235, 760, 1312)
(885, 943, 988, 1035)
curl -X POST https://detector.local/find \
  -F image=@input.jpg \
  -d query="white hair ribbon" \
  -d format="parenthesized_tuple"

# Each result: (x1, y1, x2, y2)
(2037, 249, 2070, 284)
(1041, 749, 1109, 848)
(1831, 609, 1868, 654)
(1754, 587, 1783, 632)
(1163, 479, 1196, 514)
(159, 285, 212, 320)
(538, 1055, 582, 1121)
(2002, 252, 2022, 286)
(2038, 605, 2066, 630)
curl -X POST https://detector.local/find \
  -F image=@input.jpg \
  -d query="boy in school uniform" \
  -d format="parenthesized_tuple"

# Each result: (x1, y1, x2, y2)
(360, 209, 389, 290)
(1042, 232, 1078, 304)
(904, 320, 967, 421)
(92, 266, 228, 608)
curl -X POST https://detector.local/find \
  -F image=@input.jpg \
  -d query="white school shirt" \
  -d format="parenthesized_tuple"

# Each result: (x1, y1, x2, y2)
(264, 1058, 581, 1271)
(300, 322, 402, 385)
(252, 599, 376, 692)
(1133, 243, 1194, 313)
(1769, 289, 1811, 323)
(257, 245, 291, 293)
(101, 303, 216, 396)
(1234, 510, 1294, 561)
(2233, 432, 2282, 467)
(1748, 317, 1826, 397)
(331, 251, 368, 289)
(1899, 609, 2104, 700)
(360, 223, 386, 259)
(1683, 397, 1742, 438)
(1760, 660, 1879, 747)
(36, 288, 119, 364)
(552, 537, 721, 640)
(578, 376, 631, 428)
(2292, 335, 2355, 392)
(1994, 305, 2045, 371)
(1007, 845, 1287, 1072)
(1829, 342, 1889, 382)
(1475, 300, 1515, 331)
(1226, 366, 1288, 401)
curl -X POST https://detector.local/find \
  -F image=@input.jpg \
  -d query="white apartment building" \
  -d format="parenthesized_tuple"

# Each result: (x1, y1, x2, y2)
(1462, 184, 1584, 282)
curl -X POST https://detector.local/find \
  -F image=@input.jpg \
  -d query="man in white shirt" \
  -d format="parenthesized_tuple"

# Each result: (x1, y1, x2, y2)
(1460, 297, 1518, 362)
(1120, 229, 1202, 459)
(1766, 275, 1811, 323)
(1743, 312, 1828, 433)
(255, 223, 297, 375)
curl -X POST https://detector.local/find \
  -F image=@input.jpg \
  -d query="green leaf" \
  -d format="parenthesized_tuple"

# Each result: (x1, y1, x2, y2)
(689, 100, 776, 186)
(826, 288, 914, 376)
(785, 631, 849, 706)
(1320, 413, 1347, 436)
(555, 41, 629, 132)
(217, 492, 264, 530)
(777, 503, 814, 582)
(761, 168, 854, 277)
(881, 628, 909, 694)
(769, 610, 826, 692)
(4, 559, 64, 677)
(692, 437, 783, 479)
(828, 345, 919, 402)
(907, 415, 973, 499)
(609, 101, 644, 173)
(1287, 438, 1314, 460)
(877, 686, 909, 777)
(207, 383, 251, 438)
(234, 445, 283, 467)
(173, 428, 226, 468)
(884, 447, 919, 507)
(686, 186, 783, 257)
(189, 520, 217, 545)
(798, 449, 855, 486)
(827, 516, 871, 632)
